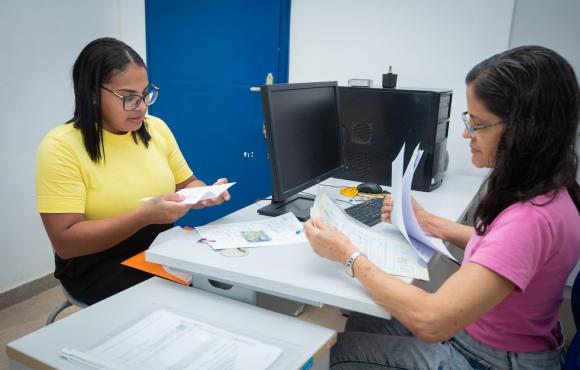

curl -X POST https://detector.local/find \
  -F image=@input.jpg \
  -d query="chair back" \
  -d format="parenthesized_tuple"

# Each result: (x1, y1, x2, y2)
(572, 269, 580, 328)
(564, 269, 580, 370)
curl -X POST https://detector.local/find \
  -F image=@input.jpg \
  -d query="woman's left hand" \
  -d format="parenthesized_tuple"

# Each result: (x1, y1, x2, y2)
(186, 177, 231, 208)
(303, 217, 357, 264)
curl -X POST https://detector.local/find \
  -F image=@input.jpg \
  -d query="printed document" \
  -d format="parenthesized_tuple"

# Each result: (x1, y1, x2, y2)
(60, 309, 282, 370)
(195, 212, 307, 250)
(390, 144, 457, 262)
(311, 192, 429, 280)
(142, 182, 235, 205)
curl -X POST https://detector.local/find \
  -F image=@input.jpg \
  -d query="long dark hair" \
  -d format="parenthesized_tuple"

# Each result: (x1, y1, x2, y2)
(467, 45, 580, 235)
(68, 37, 151, 162)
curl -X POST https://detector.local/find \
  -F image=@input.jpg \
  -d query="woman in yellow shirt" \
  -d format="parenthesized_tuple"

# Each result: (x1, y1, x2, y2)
(35, 37, 230, 304)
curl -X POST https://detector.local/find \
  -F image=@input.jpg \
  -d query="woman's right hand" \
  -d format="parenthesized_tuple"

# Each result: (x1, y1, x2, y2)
(141, 193, 192, 224)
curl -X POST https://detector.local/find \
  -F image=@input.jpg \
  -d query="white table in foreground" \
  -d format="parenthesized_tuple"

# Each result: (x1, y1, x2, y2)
(7, 278, 336, 370)
(147, 174, 484, 319)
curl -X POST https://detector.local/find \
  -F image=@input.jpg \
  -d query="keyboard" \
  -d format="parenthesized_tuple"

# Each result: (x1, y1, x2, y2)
(344, 197, 384, 226)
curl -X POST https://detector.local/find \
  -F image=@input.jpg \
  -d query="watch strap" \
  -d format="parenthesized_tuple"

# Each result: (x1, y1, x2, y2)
(345, 251, 365, 277)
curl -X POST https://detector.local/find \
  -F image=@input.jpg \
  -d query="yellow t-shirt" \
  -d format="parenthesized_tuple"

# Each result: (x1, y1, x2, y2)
(35, 115, 193, 220)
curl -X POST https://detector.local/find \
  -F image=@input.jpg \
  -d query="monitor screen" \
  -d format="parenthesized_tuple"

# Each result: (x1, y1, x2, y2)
(258, 82, 344, 220)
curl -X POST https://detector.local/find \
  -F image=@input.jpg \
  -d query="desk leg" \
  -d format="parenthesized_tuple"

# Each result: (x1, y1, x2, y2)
(293, 304, 305, 317)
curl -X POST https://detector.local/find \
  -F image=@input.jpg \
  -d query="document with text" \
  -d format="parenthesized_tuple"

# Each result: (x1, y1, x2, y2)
(195, 212, 307, 250)
(60, 309, 282, 370)
(311, 192, 429, 280)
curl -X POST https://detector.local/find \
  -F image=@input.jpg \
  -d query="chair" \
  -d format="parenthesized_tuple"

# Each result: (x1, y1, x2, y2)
(46, 285, 87, 325)
(564, 270, 580, 370)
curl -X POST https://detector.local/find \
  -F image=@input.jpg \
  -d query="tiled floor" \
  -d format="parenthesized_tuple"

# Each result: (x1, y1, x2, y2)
(0, 285, 345, 369)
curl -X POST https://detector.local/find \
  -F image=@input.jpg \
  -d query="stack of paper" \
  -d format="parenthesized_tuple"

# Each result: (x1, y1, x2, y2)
(60, 309, 282, 370)
(390, 144, 457, 263)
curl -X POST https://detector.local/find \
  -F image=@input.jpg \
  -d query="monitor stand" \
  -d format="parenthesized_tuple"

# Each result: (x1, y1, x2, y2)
(257, 193, 315, 221)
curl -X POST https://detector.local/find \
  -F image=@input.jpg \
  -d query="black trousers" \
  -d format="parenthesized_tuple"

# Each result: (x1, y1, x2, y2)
(55, 224, 173, 305)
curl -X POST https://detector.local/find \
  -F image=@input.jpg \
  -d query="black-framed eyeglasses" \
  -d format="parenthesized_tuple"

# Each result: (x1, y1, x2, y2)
(461, 111, 502, 137)
(101, 83, 159, 111)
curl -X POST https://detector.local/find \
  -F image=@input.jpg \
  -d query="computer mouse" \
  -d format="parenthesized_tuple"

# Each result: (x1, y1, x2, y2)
(357, 182, 383, 194)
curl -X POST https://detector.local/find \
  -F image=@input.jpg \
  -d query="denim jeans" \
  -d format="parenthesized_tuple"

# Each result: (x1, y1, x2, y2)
(330, 312, 563, 370)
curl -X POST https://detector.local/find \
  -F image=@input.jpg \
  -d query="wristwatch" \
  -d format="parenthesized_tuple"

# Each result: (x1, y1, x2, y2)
(345, 251, 365, 277)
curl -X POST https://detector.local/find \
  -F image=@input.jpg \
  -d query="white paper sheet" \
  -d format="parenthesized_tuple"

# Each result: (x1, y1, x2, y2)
(195, 212, 307, 250)
(61, 309, 282, 370)
(141, 182, 236, 205)
(311, 192, 429, 280)
(391, 144, 457, 262)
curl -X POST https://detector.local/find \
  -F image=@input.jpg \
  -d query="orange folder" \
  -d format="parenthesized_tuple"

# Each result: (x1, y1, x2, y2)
(122, 251, 190, 285)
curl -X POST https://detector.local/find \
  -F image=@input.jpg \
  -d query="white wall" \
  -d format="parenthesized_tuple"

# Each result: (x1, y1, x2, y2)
(0, 0, 145, 293)
(289, 0, 515, 177)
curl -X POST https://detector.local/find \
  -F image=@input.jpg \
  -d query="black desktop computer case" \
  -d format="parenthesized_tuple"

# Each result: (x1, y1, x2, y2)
(337, 86, 452, 192)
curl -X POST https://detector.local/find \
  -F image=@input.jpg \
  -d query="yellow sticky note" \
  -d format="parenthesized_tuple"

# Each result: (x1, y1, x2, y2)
(339, 187, 359, 198)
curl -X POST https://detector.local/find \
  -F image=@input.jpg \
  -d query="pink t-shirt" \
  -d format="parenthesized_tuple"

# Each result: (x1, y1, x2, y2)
(464, 188, 580, 352)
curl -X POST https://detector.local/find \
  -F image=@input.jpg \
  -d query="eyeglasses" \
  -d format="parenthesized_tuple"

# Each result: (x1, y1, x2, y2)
(101, 83, 159, 111)
(461, 111, 502, 137)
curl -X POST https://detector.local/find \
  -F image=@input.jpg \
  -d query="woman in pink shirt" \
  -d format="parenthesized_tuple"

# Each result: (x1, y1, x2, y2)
(305, 45, 580, 369)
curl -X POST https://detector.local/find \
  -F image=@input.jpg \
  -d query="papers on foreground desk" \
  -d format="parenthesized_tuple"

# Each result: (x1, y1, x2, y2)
(60, 309, 282, 370)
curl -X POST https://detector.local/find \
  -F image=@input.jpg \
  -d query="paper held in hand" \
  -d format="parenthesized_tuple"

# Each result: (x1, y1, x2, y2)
(390, 144, 458, 263)
(141, 182, 236, 204)
(310, 192, 429, 280)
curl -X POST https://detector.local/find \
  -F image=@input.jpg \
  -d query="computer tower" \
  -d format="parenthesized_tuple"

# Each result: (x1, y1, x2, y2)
(337, 86, 452, 191)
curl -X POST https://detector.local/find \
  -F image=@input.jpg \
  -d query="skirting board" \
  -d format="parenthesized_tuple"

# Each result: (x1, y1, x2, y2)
(0, 274, 59, 311)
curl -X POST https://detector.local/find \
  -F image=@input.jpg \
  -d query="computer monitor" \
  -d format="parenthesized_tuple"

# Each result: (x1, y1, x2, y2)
(258, 82, 344, 221)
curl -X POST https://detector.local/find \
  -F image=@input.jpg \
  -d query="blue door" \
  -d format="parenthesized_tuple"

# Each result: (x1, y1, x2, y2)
(145, 0, 290, 226)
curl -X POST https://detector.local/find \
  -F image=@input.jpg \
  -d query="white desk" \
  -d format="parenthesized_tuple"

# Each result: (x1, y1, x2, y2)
(147, 174, 484, 319)
(7, 278, 336, 370)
